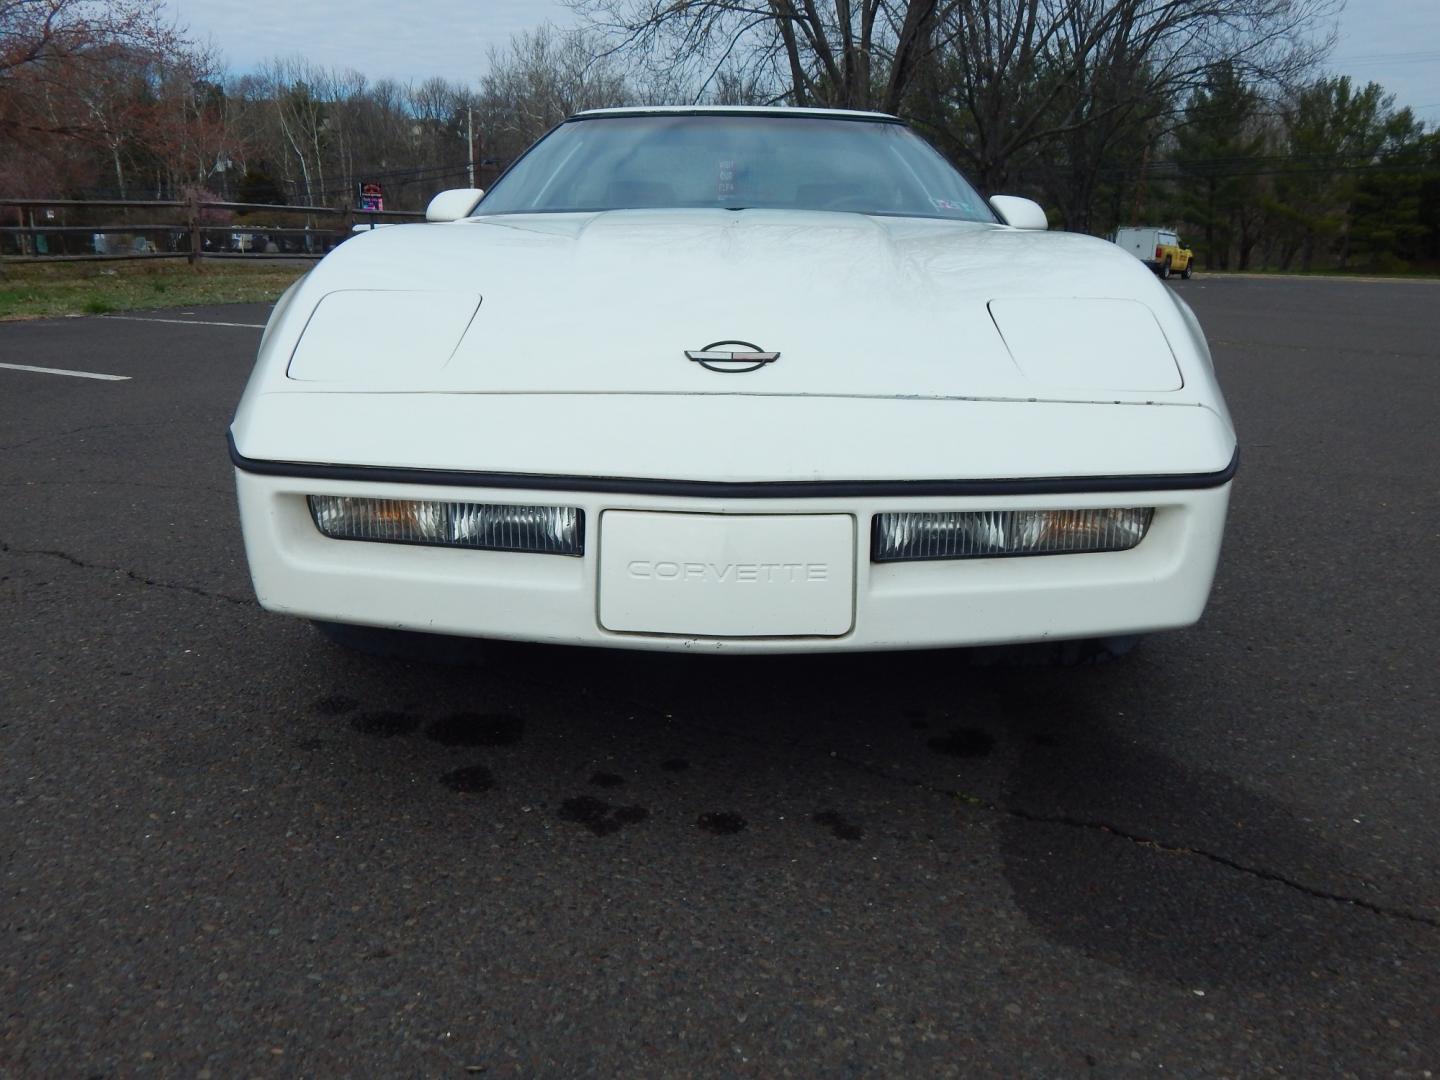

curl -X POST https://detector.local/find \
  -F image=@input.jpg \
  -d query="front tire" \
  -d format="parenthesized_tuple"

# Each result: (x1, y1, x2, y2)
(1181, 263, 1193, 279)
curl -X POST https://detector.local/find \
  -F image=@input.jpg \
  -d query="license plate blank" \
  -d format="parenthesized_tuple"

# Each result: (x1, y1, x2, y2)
(598, 512, 855, 637)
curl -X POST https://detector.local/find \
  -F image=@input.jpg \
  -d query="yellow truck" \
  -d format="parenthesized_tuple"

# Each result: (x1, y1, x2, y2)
(1113, 227, 1194, 279)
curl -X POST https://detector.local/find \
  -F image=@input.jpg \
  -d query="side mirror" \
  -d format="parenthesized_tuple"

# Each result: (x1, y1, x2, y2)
(989, 195, 1048, 231)
(425, 188, 486, 223)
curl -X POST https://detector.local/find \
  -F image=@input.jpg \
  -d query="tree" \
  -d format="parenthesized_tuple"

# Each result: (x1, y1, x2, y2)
(568, 0, 954, 112)
(236, 166, 284, 206)
(1173, 63, 1266, 269)
(0, 0, 182, 143)
(581, 0, 1337, 234)
(911, 0, 1335, 201)
(251, 57, 330, 205)
(1002, 53, 1170, 232)
(1269, 77, 1402, 269)
(1346, 107, 1429, 270)
(477, 24, 631, 166)
(1417, 133, 1440, 268)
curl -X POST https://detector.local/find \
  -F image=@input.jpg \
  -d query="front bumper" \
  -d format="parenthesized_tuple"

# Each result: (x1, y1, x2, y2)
(233, 464, 1232, 654)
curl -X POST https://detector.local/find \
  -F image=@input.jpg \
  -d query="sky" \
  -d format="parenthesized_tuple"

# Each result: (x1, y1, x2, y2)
(168, 0, 580, 84)
(1326, 0, 1440, 124)
(170, 0, 1440, 126)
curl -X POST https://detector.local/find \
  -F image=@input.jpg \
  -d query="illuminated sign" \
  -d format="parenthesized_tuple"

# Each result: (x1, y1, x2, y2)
(358, 182, 385, 212)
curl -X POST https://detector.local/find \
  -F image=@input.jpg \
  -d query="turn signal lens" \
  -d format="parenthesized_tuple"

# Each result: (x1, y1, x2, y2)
(308, 496, 583, 556)
(872, 508, 1153, 562)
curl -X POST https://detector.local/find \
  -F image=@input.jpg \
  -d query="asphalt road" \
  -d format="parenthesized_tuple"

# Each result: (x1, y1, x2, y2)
(2, 278, 1438, 1077)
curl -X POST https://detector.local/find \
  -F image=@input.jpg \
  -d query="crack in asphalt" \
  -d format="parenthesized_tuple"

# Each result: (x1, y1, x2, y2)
(0, 417, 224, 453)
(2, 541, 1431, 932)
(500, 665, 1440, 933)
(0, 422, 139, 453)
(835, 753, 1440, 931)
(0, 539, 253, 607)
(0, 479, 231, 496)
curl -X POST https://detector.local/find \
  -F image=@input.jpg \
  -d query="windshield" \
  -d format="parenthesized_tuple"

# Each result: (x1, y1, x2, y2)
(474, 113, 995, 223)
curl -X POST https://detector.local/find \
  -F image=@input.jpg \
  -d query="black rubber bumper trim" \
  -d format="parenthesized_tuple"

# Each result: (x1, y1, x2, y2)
(228, 431, 1238, 500)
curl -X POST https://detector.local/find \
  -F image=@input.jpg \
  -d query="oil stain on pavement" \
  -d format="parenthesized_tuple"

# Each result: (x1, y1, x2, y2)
(813, 810, 863, 841)
(349, 711, 421, 737)
(425, 712, 523, 747)
(696, 811, 747, 835)
(558, 796, 649, 836)
(440, 764, 495, 794)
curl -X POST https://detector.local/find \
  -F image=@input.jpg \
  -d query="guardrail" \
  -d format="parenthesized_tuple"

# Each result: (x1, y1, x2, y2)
(0, 195, 425, 264)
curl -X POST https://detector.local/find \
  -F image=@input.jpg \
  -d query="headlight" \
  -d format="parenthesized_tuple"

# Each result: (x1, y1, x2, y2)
(872, 507, 1153, 562)
(309, 496, 583, 556)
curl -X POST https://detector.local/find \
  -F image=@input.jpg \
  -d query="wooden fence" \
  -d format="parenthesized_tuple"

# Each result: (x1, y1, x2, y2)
(0, 195, 425, 264)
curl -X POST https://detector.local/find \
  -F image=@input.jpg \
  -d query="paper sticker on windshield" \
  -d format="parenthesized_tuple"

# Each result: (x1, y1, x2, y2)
(717, 160, 736, 199)
(932, 198, 966, 211)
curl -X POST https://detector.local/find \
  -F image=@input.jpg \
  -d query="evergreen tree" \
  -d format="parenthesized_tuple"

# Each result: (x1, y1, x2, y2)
(1348, 108, 1429, 271)
(237, 167, 285, 206)
(1270, 77, 1396, 270)
(1174, 64, 1265, 270)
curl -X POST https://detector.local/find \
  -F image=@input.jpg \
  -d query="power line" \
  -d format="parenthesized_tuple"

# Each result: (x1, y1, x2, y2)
(1096, 156, 1440, 181)
(1332, 50, 1440, 66)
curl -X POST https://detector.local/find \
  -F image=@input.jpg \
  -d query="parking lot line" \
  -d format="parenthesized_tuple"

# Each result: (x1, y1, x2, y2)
(0, 362, 132, 381)
(101, 315, 266, 329)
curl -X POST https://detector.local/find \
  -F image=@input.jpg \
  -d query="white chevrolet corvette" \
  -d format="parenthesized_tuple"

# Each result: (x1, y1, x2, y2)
(230, 106, 1236, 657)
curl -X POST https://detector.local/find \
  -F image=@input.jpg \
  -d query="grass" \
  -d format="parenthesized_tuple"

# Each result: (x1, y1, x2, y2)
(0, 259, 309, 321)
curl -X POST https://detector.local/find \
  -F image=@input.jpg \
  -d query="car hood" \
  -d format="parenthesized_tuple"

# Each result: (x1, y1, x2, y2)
(276, 209, 1205, 403)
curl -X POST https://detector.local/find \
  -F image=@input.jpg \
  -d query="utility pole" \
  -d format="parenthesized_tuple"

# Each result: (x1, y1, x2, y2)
(1131, 141, 1151, 226)
(467, 105, 476, 188)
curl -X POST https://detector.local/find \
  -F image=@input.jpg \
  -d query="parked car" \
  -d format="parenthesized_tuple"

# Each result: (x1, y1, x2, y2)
(1114, 226, 1194, 279)
(230, 106, 1236, 659)
(91, 232, 154, 255)
(229, 231, 279, 253)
